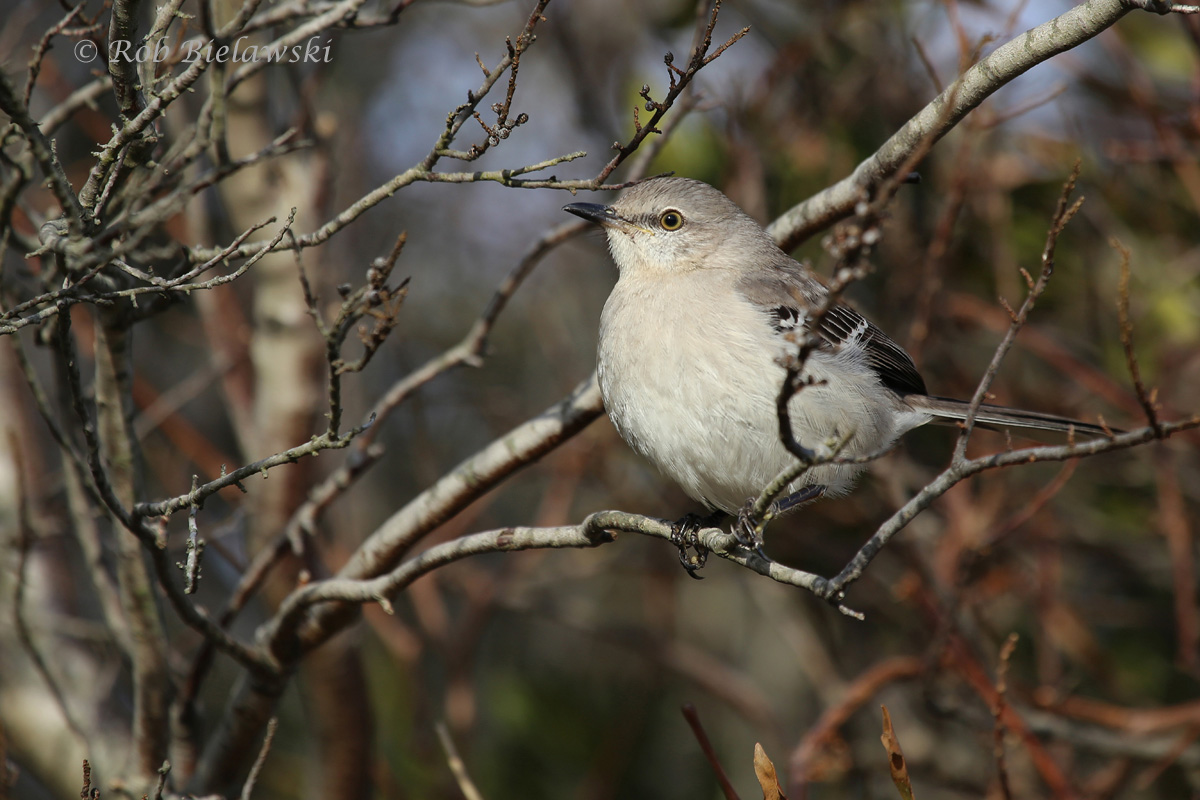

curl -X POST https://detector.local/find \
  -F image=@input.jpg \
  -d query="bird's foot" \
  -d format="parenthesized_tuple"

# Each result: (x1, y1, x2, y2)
(734, 485, 829, 559)
(669, 512, 718, 579)
(732, 505, 769, 560)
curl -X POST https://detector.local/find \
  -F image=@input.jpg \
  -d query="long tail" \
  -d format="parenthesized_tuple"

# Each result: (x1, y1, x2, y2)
(907, 395, 1116, 436)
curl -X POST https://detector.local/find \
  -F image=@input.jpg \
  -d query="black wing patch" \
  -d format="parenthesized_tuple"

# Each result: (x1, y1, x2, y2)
(775, 303, 927, 396)
(771, 305, 802, 333)
(819, 304, 927, 396)
(736, 262, 928, 397)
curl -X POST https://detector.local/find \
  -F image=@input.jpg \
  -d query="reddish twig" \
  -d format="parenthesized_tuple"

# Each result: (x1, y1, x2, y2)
(682, 704, 741, 800)
(993, 633, 1020, 800)
(1112, 238, 1163, 435)
(789, 657, 925, 788)
(946, 634, 1078, 800)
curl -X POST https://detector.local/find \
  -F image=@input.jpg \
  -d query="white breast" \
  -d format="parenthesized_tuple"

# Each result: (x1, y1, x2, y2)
(597, 270, 912, 513)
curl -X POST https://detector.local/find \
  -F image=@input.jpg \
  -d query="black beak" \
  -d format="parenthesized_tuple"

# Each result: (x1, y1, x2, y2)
(563, 202, 619, 226)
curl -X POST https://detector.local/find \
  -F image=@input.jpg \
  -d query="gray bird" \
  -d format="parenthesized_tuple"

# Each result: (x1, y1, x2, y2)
(564, 177, 1108, 566)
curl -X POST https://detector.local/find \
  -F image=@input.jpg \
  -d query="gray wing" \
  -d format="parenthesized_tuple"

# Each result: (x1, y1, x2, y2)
(738, 262, 928, 397)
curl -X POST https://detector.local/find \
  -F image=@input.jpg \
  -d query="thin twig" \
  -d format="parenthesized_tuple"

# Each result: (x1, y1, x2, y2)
(10, 433, 92, 752)
(151, 761, 170, 800)
(951, 162, 1084, 464)
(435, 721, 486, 800)
(588, 0, 748, 188)
(682, 704, 741, 800)
(789, 657, 925, 788)
(184, 476, 205, 594)
(818, 417, 1198, 606)
(993, 633, 1019, 800)
(51, 307, 272, 673)
(1111, 237, 1162, 434)
(184, 0, 739, 263)
(23, 2, 87, 107)
(239, 718, 278, 800)
(0, 71, 88, 232)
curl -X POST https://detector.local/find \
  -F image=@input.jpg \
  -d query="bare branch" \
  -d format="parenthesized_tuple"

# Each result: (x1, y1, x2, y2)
(23, 2, 89, 108)
(78, 55, 210, 217)
(0, 212, 290, 336)
(185, 0, 733, 263)
(435, 721, 486, 800)
(819, 417, 1200, 606)
(280, 375, 606, 654)
(682, 704, 742, 800)
(132, 420, 369, 520)
(189, 0, 554, 262)
(10, 434, 92, 752)
(951, 162, 1084, 463)
(183, 476, 205, 594)
(39, 76, 112, 135)
(1112, 237, 1162, 434)
(0, 71, 88, 232)
(238, 718, 278, 800)
(993, 633, 1019, 800)
(586, 0, 748, 188)
(789, 657, 925, 788)
(768, 0, 1133, 250)
(107, 0, 148, 123)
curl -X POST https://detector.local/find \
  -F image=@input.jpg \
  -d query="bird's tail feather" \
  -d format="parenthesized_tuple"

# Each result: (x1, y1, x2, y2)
(908, 395, 1116, 436)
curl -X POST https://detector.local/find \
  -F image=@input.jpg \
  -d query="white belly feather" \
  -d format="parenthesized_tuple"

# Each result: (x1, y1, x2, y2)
(597, 271, 916, 513)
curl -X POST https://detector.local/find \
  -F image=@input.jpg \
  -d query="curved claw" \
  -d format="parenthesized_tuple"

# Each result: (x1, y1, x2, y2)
(732, 508, 762, 551)
(679, 549, 706, 580)
(670, 513, 711, 577)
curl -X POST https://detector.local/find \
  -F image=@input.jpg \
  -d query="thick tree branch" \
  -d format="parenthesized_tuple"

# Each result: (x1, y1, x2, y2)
(767, 0, 1136, 250)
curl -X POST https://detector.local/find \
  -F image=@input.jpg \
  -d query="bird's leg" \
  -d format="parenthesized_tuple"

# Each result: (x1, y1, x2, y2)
(771, 484, 827, 516)
(669, 511, 723, 579)
(733, 484, 828, 557)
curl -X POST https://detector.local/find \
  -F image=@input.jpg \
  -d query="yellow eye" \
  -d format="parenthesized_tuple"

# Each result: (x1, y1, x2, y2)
(659, 210, 684, 231)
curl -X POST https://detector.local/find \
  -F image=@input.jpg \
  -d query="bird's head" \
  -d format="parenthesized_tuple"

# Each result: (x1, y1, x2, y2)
(563, 177, 775, 278)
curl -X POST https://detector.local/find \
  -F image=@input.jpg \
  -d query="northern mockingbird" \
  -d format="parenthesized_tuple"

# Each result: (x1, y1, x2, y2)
(564, 177, 1107, 567)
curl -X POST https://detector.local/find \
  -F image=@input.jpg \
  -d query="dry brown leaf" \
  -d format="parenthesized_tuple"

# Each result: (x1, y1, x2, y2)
(881, 705, 916, 800)
(753, 742, 787, 800)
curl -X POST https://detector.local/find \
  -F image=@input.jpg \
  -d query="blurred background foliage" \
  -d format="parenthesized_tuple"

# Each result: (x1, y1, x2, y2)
(3, 0, 1199, 798)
